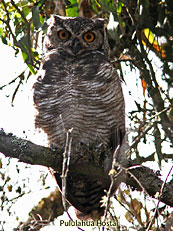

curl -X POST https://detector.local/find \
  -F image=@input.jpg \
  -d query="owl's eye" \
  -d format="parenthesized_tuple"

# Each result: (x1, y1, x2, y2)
(58, 30, 70, 40)
(83, 32, 95, 43)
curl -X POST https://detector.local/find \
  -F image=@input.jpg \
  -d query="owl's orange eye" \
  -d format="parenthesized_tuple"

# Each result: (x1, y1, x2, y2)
(58, 30, 70, 40)
(83, 32, 95, 43)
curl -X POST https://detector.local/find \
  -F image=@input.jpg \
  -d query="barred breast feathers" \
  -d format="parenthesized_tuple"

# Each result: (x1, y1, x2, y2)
(34, 52, 125, 150)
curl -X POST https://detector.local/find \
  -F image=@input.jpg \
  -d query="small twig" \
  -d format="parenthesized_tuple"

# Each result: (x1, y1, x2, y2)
(103, 144, 121, 220)
(66, 192, 97, 230)
(1, 0, 18, 45)
(125, 164, 159, 211)
(126, 121, 155, 155)
(146, 165, 173, 231)
(66, 211, 85, 231)
(126, 107, 171, 157)
(61, 128, 73, 211)
(114, 193, 135, 218)
(147, 107, 170, 122)
(125, 165, 149, 195)
(0, 74, 24, 90)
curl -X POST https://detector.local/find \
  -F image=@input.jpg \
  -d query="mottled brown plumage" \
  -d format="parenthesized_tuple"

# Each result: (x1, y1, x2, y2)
(33, 15, 125, 219)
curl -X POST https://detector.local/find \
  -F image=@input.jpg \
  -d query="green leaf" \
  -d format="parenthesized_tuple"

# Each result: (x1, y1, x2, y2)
(99, 0, 116, 12)
(32, 5, 42, 30)
(90, 0, 99, 13)
(0, 28, 3, 36)
(41, 22, 48, 31)
(21, 51, 28, 61)
(65, 0, 79, 17)
(17, 35, 28, 50)
(38, 0, 47, 8)
(21, 0, 29, 7)
(27, 63, 36, 75)
(23, 7, 30, 17)
(117, 1, 124, 15)
(1, 36, 8, 45)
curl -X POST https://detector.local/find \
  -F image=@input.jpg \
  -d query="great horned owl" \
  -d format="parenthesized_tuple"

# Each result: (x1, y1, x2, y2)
(33, 15, 125, 219)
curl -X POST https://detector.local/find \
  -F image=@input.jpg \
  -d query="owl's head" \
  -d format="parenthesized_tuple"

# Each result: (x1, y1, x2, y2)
(44, 15, 109, 57)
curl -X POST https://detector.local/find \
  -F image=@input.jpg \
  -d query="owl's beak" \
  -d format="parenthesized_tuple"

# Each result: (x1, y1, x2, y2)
(72, 38, 81, 55)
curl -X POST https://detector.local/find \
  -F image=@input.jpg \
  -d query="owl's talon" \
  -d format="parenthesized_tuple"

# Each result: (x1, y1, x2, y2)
(49, 143, 58, 151)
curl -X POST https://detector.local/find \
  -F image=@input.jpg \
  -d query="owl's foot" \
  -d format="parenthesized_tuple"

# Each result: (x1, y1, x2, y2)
(49, 143, 59, 151)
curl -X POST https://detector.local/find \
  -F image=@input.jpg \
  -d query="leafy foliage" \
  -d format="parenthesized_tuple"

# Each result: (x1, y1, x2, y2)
(0, 0, 172, 230)
(65, 0, 79, 16)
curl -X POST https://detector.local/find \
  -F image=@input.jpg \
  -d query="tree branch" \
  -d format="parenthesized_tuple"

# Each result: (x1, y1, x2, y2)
(0, 129, 172, 208)
(124, 165, 173, 207)
(132, 36, 173, 144)
(0, 129, 63, 170)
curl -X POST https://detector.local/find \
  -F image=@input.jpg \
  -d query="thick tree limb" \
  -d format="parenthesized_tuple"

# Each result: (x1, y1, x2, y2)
(0, 129, 63, 170)
(0, 130, 173, 208)
(124, 165, 173, 207)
